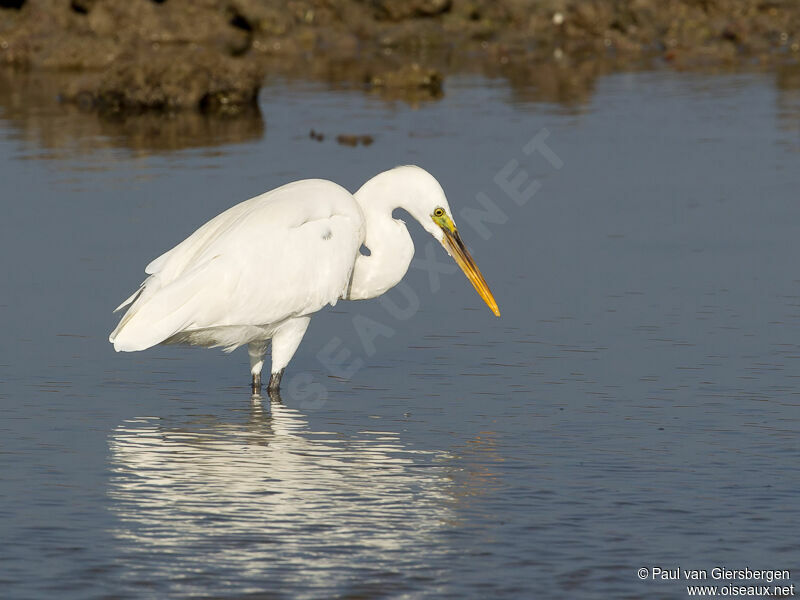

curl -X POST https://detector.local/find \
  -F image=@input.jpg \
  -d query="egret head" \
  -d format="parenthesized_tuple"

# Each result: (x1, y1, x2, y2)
(394, 166, 500, 317)
(429, 204, 500, 317)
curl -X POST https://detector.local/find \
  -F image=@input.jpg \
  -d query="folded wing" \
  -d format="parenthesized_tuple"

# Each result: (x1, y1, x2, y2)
(110, 179, 364, 352)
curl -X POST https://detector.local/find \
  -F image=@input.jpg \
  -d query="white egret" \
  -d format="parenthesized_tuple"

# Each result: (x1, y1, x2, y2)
(109, 165, 500, 394)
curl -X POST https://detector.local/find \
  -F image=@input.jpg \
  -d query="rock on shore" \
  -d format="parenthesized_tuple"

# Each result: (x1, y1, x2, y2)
(1, 0, 799, 112)
(60, 47, 264, 115)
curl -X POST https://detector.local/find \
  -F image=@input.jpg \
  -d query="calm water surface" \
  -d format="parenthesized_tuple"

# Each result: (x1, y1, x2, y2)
(0, 69, 799, 599)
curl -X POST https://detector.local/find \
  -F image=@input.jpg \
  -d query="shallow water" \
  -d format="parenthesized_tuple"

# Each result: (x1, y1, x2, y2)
(1, 69, 799, 599)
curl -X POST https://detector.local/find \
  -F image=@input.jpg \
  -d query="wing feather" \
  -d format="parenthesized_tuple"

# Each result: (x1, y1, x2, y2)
(110, 179, 365, 352)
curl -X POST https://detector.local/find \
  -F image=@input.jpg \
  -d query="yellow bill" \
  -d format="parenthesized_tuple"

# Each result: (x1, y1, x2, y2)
(434, 210, 500, 317)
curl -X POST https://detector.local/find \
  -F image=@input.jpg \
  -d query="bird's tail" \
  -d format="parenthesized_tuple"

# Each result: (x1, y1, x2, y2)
(109, 257, 224, 352)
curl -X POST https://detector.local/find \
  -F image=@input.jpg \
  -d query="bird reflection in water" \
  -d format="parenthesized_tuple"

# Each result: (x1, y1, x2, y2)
(107, 391, 457, 595)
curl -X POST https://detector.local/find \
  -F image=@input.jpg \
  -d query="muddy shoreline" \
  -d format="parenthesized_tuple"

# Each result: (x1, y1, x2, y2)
(1, 0, 799, 113)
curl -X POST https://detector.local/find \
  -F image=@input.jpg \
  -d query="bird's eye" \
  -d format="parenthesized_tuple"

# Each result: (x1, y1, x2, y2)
(433, 208, 445, 217)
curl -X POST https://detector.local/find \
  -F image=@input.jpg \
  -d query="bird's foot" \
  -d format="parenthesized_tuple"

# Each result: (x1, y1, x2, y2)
(267, 369, 284, 393)
(251, 372, 262, 397)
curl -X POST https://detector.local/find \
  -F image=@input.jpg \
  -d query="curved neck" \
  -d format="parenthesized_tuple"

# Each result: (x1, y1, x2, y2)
(347, 171, 416, 300)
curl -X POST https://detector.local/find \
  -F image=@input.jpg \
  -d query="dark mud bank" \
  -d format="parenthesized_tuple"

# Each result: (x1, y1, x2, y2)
(1, 0, 799, 112)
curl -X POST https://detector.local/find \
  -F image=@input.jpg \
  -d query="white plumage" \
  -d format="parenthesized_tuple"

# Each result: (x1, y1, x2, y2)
(110, 166, 499, 394)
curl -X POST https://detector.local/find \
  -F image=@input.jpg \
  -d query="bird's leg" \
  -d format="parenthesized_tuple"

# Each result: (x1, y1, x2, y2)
(267, 369, 284, 392)
(268, 317, 311, 393)
(248, 341, 268, 397)
(266, 386, 283, 403)
(251, 372, 262, 396)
